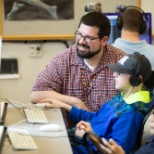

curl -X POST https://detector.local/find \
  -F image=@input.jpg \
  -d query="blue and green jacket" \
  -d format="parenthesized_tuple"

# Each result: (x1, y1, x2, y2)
(68, 88, 154, 154)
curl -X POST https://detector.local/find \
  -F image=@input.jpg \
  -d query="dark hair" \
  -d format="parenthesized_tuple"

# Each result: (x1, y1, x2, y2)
(78, 12, 111, 39)
(122, 8, 144, 32)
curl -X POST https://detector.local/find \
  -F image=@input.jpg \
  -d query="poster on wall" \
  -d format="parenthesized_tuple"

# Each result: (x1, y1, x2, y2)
(1, 0, 139, 40)
(4, 0, 74, 20)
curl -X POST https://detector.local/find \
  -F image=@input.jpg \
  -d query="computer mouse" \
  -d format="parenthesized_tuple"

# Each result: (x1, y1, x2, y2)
(39, 124, 61, 132)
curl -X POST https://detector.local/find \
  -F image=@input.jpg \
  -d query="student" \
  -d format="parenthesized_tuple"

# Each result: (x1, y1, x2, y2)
(30, 11, 125, 128)
(39, 53, 153, 154)
(112, 6, 154, 90)
(87, 110, 154, 154)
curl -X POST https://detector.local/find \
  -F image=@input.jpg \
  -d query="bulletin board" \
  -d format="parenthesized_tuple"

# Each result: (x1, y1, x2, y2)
(0, 0, 139, 41)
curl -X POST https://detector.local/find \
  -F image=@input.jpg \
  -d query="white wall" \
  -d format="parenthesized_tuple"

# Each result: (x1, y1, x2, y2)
(0, 41, 71, 103)
(1, 38, 154, 103)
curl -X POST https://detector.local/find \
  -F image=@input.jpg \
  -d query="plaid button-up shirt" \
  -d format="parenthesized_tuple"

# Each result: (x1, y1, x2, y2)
(32, 43, 125, 127)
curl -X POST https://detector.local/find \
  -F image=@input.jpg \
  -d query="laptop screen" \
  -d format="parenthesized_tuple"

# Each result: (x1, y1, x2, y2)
(0, 36, 1, 70)
(0, 102, 8, 125)
(0, 126, 6, 153)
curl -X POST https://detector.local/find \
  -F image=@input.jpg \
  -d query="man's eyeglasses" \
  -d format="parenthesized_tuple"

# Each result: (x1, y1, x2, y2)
(74, 32, 100, 44)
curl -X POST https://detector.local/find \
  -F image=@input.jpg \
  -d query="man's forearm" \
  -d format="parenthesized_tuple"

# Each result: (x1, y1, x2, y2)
(30, 91, 88, 109)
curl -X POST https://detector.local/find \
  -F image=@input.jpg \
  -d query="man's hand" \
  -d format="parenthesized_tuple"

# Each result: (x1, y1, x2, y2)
(73, 98, 88, 110)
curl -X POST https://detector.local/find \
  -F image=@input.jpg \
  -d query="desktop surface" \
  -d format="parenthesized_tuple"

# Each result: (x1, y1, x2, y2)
(2, 105, 73, 154)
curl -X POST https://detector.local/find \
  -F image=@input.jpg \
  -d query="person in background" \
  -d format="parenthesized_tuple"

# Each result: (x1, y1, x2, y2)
(112, 6, 154, 90)
(30, 11, 125, 128)
(38, 53, 153, 154)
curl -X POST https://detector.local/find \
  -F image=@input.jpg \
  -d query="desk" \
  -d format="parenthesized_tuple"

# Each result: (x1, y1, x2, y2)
(2, 105, 73, 154)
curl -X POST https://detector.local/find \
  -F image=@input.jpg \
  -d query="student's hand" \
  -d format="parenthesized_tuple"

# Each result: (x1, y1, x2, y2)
(100, 138, 125, 154)
(76, 121, 93, 132)
(75, 121, 93, 138)
(39, 98, 72, 111)
(39, 98, 63, 108)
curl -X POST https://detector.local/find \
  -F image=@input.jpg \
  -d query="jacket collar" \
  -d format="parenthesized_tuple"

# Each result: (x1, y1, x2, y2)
(121, 88, 151, 104)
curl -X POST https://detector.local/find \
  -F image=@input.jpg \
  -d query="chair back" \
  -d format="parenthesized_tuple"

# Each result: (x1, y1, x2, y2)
(83, 131, 105, 154)
(132, 102, 154, 151)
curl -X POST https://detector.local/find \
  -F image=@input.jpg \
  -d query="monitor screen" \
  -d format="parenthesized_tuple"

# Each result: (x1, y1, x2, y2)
(0, 36, 1, 69)
(104, 13, 152, 44)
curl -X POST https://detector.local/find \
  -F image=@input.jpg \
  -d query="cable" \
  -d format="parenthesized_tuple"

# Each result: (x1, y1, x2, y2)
(0, 98, 20, 110)
(0, 98, 34, 118)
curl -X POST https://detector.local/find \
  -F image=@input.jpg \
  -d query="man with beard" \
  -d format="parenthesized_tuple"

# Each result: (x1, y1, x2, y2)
(30, 11, 125, 128)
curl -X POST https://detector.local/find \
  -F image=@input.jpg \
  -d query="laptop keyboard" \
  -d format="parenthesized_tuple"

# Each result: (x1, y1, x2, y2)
(24, 108, 48, 124)
(7, 128, 38, 150)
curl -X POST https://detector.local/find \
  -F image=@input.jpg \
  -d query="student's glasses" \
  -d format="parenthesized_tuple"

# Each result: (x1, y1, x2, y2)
(114, 72, 121, 76)
(74, 31, 100, 44)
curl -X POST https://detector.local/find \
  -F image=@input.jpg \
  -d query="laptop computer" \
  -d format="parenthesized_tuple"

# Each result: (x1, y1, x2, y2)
(0, 126, 7, 153)
(0, 102, 8, 125)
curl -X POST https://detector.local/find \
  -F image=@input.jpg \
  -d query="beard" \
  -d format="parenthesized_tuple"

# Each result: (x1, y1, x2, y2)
(76, 42, 101, 58)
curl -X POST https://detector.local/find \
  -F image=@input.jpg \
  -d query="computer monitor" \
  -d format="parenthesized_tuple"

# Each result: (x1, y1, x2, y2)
(0, 126, 6, 153)
(104, 13, 152, 44)
(0, 36, 1, 69)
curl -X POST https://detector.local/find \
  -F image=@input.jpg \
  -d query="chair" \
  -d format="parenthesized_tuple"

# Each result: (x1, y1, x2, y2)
(83, 131, 105, 154)
(132, 102, 154, 151)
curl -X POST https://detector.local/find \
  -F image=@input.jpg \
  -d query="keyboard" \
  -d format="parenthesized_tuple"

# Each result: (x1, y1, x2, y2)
(10, 100, 34, 109)
(7, 128, 38, 150)
(24, 108, 48, 124)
